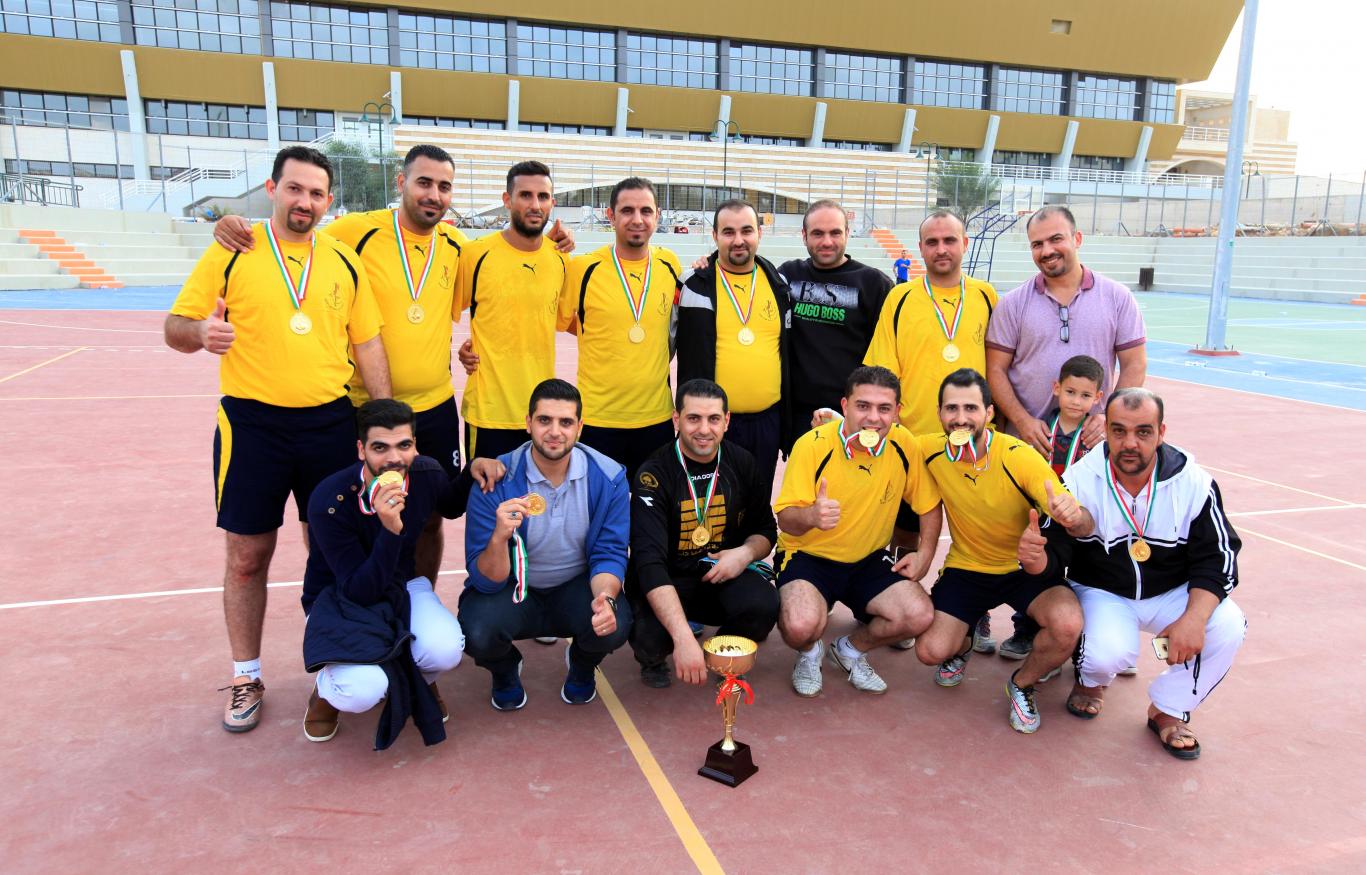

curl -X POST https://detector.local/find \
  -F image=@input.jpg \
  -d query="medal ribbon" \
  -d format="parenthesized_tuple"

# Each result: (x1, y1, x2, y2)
(718, 265, 759, 328)
(715, 675, 755, 706)
(511, 531, 528, 603)
(838, 420, 888, 460)
(1048, 413, 1085, 472)
(356, 468, 410, 516)
(946, 428, 993, 464)
(1104, 455, 1159, 541)
(923, 276, 965, 343)
(264, 218, 314, 310)
(391, 210, 436, 303)
(675, 440, 723, 536)
(610, 245, 653, 324)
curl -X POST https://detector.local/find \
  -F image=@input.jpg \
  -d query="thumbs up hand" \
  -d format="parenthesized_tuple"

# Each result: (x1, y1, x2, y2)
(812, 478, 842, 531)
(1018, 508, 1048, 574)
(547, 218, 576, 253)
(200, 297, 236, 355)
(1045, 479, 1084, 530)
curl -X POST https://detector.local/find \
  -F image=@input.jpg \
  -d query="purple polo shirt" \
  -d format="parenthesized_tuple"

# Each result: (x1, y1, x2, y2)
(985, 267, 1145, 425)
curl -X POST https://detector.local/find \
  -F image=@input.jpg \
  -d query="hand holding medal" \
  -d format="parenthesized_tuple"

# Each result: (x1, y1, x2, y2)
(372, 470, 407, 535)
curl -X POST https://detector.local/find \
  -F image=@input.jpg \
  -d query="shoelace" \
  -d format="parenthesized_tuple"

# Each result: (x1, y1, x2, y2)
(1017, 683, 1039, 716)
(219, 679, 262, 709)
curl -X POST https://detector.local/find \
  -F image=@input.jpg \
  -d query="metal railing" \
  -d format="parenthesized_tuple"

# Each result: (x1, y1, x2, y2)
(1, 172, 81, 207)
(984, 162, 1225, 188)
(1180, 126, 1232, 143)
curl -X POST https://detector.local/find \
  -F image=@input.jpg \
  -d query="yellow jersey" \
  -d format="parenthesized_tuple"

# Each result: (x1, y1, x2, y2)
(171, 224, 381, 408)
(775, 420, 939, 563)
(327, 210, 469, 412)
(917, 430, 1066, 574)
(715, 267, 782, 414)
(456, 231, 569, 428)
(864, 275, 997, 435)
(558, 244, 682, 428)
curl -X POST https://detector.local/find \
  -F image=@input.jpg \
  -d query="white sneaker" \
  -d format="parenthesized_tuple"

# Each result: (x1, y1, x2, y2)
(1006, 671, 1041, 734)
(533, 637, 558, 645)
(828, 639, 888, 694)
(889, 637, 916, 650)
(1118, 664, 1138, 677)
(1037, 665, 1063, 684)
(791, 642, 824, 697)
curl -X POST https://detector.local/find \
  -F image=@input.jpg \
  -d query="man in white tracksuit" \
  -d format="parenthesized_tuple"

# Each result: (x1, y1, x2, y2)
(1018, 387, 1245, 760)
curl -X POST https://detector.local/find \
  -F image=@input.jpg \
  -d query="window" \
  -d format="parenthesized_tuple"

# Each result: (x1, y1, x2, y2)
(131, 0, 261, 54)
(398, 13, 506, 73)
(1075, 75, 1138, 121)
(994, 67, 1065, 115)
(270, 2, 387, 64)
(913, 60, 986, 109)
(823, 53, 902, 103)
(1071, 155, 1126, 172)
(406, 116, 503, 130)
(920, 145, 976, 162)
(519, 122, 611, 136)
(730, 43, 813, 96)
(736, 133, 804, 147)
(993, 150, 1052, 167)
(278, 108, 334, 142)
(1146, 80, 1176, 124)
(0, 0, 121, 42)
(626, 33, 717, 89)
(8, 157, 134, 178)
(1050, 19, 1072, 35)
(2, 89, 129, 130)
(145, 100, 267, 138)
(824, 140, 891, 152)
(516, 24, 615, 82)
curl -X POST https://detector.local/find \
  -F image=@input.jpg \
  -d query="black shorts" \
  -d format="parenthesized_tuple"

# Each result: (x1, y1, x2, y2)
(782, 399, 827, 456)
(776, 549, 902, 625)
(579, 419, 674, 485)
(415, 396, 462, 477)
(213, 395, 355, 535)
(727, 403, 781, 497)
(894, 500, 921, 534)
(930, 566, 1059, 627)
(464, 423, 527, 462)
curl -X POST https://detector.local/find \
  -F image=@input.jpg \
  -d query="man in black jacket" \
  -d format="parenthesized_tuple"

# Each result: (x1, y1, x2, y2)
(1020, 388, 1245, 760)
(301, 399, 501, 747)
(678, 199, 790, 498)
(628, 379, 779, 687)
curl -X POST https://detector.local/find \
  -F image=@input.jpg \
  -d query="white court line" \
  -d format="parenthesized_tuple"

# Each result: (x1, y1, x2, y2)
(1147, 373, 1366, 414)
(1238, 525, 1366, 574)
(0, 318, 162, 334)
(0, 569, 468, 610)
(1228, 504, 1366, 517)
(1200, 462, 1357, 505)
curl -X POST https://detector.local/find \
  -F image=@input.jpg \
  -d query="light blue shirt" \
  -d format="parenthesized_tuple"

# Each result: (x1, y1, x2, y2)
(523, 447, 592, 588)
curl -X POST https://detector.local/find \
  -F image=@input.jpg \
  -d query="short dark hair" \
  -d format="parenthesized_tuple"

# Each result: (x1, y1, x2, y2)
(271, 146, 332, 188)
(356, 398, 415, 441)
(1026, 204, 1077, 233)
(528, 378, 581, 419)
(844, 365, 901, 404)
(609, 176, 656, 209)
(802, 199, 847, 232)
(1058, 355, 1105, 389)
(919, 208, 965, 239)
(938, 367, 992, 409)
(712, 198, 758, 230)
(507, 160, 552, 193)
(676, 378, 728, 413)
(1106, 387, 1164, 424)
(403, 144, 454, 173)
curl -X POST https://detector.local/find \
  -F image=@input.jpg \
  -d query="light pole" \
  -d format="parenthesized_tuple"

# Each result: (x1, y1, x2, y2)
(710, 119, 741, 193)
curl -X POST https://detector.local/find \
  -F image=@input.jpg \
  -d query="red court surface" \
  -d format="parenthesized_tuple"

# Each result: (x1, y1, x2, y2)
(3, 311, 1365, 874)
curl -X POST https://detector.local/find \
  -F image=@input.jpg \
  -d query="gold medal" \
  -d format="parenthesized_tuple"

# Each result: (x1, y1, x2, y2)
(948, 429, 972, 447)
(1129, 538, 1152, 562)
(407, 303, 425, 324)
(526, 493, 547, 516)
(628, 324, 645, 344)
(691, 525, 711, 547)
(737, 327, 755, 346)
(290, 312, 312, 335)
(942, 342, 960, 362)
(858, 428, 879, 449)
(376, 470, 404, 488)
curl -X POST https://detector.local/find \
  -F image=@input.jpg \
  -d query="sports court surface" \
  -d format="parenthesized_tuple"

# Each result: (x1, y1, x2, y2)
(2, 289, 1364, 873)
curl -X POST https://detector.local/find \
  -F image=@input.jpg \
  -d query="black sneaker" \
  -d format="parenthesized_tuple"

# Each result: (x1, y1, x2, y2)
(640, 661, 671, 688)
(998, 632, 1035, 660)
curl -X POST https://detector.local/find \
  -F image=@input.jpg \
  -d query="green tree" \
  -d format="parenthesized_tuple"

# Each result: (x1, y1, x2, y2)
(931, 160, 1002, 216)
(322, 139, 394, 213)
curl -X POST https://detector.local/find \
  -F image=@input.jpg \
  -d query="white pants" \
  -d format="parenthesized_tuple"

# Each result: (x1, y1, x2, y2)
(1072, 583, 1246, 721)
(316, 578, 464, 714)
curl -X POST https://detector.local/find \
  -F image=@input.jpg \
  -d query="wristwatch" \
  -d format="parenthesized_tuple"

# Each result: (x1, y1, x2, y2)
(604, 595, 618, 613)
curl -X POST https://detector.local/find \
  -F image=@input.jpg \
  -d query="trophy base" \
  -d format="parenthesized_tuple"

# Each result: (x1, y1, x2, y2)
(698, 740, 758, 787)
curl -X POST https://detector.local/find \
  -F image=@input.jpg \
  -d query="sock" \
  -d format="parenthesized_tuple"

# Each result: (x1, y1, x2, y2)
(233, 658, 262, 681)
(835, 635, 863, 662)
(800, 641, 823, 662)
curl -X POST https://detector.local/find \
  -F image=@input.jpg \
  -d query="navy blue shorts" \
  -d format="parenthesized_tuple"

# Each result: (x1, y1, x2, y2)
(415, 395, 462, 478)
(777, 549, 902, 625)
(464, 423, 527, 462)
(579, 419, 674, 485)
(727, 403, 780, 498)
(213, 395, 356, 535)
(930, 566, 1060, 627)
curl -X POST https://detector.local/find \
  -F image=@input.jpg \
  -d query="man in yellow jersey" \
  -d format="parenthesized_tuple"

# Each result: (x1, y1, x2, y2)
(164, 146, 389, 734)
(557, 177, 683, 481)
(456, 161, 570, 461)
(774, 366, 941, 696)
(678, 199, 790, 498)
(913, 369, 1089, 735)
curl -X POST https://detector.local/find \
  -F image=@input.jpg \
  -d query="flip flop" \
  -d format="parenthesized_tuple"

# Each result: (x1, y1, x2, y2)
(1147, 715, 1201, 760)
(1065, 684, 1104, 719)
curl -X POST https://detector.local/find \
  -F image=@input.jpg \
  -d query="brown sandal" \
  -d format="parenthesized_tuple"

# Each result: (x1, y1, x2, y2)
(1147, 711, 1201, 760)
(1065, 683, 1105, 719)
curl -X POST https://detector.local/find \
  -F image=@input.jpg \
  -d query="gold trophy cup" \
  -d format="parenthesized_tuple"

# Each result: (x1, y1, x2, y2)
(698, 635, 759, 787)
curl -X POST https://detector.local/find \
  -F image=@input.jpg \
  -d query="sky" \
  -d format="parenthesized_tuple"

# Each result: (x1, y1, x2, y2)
(1186, 0, 1366, 178)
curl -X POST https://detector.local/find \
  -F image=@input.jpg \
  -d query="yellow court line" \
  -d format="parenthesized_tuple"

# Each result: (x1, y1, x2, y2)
(1203, 464, 1356, 506)
(0, 346, 88, 385)
(596, 673, 724, 875)
(0, 393, 218, 401)
(1238, 524, 1366, 573)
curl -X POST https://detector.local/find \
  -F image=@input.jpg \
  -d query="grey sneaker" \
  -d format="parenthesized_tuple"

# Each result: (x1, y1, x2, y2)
(1118, 664, 1138, 677)
(889, 637, 916, 651)
(1037, 665, 1063, 684)
(935, 652, 968, 687)
(791, 642, 824, 697)
(828, 639, 888, 694)
(533, 636, 558, 645)
(1006, 671, 1041, 734)
(972, 615, 997, 654)
(998, 632, 1034, 660)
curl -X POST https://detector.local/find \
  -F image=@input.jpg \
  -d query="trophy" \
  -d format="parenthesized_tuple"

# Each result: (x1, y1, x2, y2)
(698, 635, 759, 787)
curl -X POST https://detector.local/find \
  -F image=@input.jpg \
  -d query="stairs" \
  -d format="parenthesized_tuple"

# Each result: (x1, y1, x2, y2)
(869, 228, 923, 278)
(17, 230, 122, 289)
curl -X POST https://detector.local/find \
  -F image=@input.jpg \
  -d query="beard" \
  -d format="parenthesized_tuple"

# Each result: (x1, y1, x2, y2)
(404, 197, 443, 232)
(510, 211, 546, 238)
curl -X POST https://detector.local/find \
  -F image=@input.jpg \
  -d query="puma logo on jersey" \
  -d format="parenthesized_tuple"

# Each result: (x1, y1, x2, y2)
(522, 263, 538, 275)
(413, 242, 427, 256)
(963, 472, 980, 485)
(629, 272, 642, 281)
(857, 464, 873, 476)
(287, 255, 305, 267)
